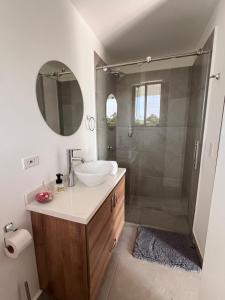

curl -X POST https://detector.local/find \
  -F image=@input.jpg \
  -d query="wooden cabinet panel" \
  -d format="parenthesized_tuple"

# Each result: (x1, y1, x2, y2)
(31, 212, 89, 300)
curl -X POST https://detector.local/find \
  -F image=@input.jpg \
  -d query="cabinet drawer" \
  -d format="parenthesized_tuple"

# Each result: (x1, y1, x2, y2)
(112, 176, 125, 217)
(90, 206, 124, 300)
(88, 212, 112, 276)
(89, 234, 116, 300)
(87, 176, 125, 300)
(113, 201, 125, 240)
(87, 191, 114, 252)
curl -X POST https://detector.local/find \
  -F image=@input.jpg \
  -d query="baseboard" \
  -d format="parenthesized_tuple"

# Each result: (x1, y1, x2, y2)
(32, 290, 42, 300)
(192, 232, 203, 266)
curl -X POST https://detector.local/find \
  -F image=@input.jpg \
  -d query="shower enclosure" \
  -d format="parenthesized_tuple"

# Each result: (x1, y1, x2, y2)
(95, 33, 213, 234)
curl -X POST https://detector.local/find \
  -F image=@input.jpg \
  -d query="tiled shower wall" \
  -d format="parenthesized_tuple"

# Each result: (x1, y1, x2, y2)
(115, 68, 192, 210)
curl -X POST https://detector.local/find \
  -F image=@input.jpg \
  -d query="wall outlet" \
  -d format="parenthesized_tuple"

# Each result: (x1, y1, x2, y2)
(22, 155, 39, 170)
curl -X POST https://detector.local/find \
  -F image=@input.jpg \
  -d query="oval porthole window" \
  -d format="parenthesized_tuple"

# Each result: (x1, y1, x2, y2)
(106, 94, 117, 126)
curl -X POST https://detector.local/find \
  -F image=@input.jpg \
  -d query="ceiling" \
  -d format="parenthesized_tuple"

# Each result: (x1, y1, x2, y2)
(71, 0, 218, 62)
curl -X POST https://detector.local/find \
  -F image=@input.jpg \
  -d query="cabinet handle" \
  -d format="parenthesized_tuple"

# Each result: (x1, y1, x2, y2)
(111, 194, 115, 211)
(114, 193, 118, 206)
(109, 238, 117, 252)
(111, 193, 117, 211)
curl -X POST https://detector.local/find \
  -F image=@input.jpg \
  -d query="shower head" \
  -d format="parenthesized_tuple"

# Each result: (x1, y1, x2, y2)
(109, 69, 126, 79)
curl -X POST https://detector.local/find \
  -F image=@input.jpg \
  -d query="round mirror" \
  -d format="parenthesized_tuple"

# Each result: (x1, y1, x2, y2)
(36, 61, 84, 136)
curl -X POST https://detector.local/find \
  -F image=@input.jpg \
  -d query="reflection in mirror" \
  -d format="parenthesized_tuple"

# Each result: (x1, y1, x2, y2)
(106, 94, 117, 126)
(36, 61, 84, 136)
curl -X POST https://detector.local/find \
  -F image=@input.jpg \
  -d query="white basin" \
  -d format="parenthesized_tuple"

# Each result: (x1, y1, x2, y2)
(75, 161, 113, 187)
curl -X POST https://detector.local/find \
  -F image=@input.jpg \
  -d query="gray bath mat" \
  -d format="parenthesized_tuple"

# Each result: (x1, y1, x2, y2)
(132, 226, 201, 272)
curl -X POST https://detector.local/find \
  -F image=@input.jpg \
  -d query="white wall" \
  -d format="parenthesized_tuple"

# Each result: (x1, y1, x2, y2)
(0, 0, 107, 299)
(196, 0, 225, 298)
(192, 0, 225, 256)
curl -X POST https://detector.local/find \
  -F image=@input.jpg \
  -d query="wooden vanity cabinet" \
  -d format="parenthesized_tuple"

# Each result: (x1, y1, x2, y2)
(31, 176, 125, 300)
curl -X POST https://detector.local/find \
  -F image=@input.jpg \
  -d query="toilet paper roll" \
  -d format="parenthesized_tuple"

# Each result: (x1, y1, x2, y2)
(4, 229, 32, 259)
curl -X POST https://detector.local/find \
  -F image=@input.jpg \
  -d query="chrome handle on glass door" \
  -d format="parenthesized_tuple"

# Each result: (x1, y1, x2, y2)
(193, 140, 200, 170)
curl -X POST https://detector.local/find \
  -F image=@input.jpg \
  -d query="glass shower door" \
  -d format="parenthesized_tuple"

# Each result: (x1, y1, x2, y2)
(182, 33, 214, 227)
(95, 41, 213, 234)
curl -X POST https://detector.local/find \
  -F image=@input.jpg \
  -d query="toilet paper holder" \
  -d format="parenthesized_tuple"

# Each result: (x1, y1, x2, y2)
(4, 222, 17, 233)
(3, 222, 18, 248)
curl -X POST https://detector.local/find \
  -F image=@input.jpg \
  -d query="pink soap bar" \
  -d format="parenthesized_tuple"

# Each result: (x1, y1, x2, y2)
(35, 192, 53, 203)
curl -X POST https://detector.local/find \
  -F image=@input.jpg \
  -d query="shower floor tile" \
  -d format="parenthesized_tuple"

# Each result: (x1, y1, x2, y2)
(139, 207, 190, 234)
(125, 206, 141, 224)
(126, 202, 190, 234)
(127, 195, 188, 215)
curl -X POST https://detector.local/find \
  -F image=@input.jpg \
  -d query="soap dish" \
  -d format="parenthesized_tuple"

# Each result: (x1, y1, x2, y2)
(35, 191, 53, 203)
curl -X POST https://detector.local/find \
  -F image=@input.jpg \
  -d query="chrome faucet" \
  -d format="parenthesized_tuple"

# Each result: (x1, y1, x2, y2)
(67, 149, 85, 187)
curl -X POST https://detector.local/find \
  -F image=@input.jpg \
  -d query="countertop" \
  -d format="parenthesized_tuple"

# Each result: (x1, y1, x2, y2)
(26, 168, 126, 224)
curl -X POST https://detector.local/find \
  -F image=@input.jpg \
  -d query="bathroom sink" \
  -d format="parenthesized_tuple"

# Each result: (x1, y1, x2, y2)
(75, 161, 113, 187)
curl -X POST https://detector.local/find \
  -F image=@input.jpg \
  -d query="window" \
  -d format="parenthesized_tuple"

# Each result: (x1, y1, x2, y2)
(134, 83, 161, 126)
(106, 94, 117, 126)
(134, 85, 145, 125)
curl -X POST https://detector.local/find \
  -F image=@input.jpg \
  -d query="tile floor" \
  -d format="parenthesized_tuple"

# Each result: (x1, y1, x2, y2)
(97, 223, 200, 300)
